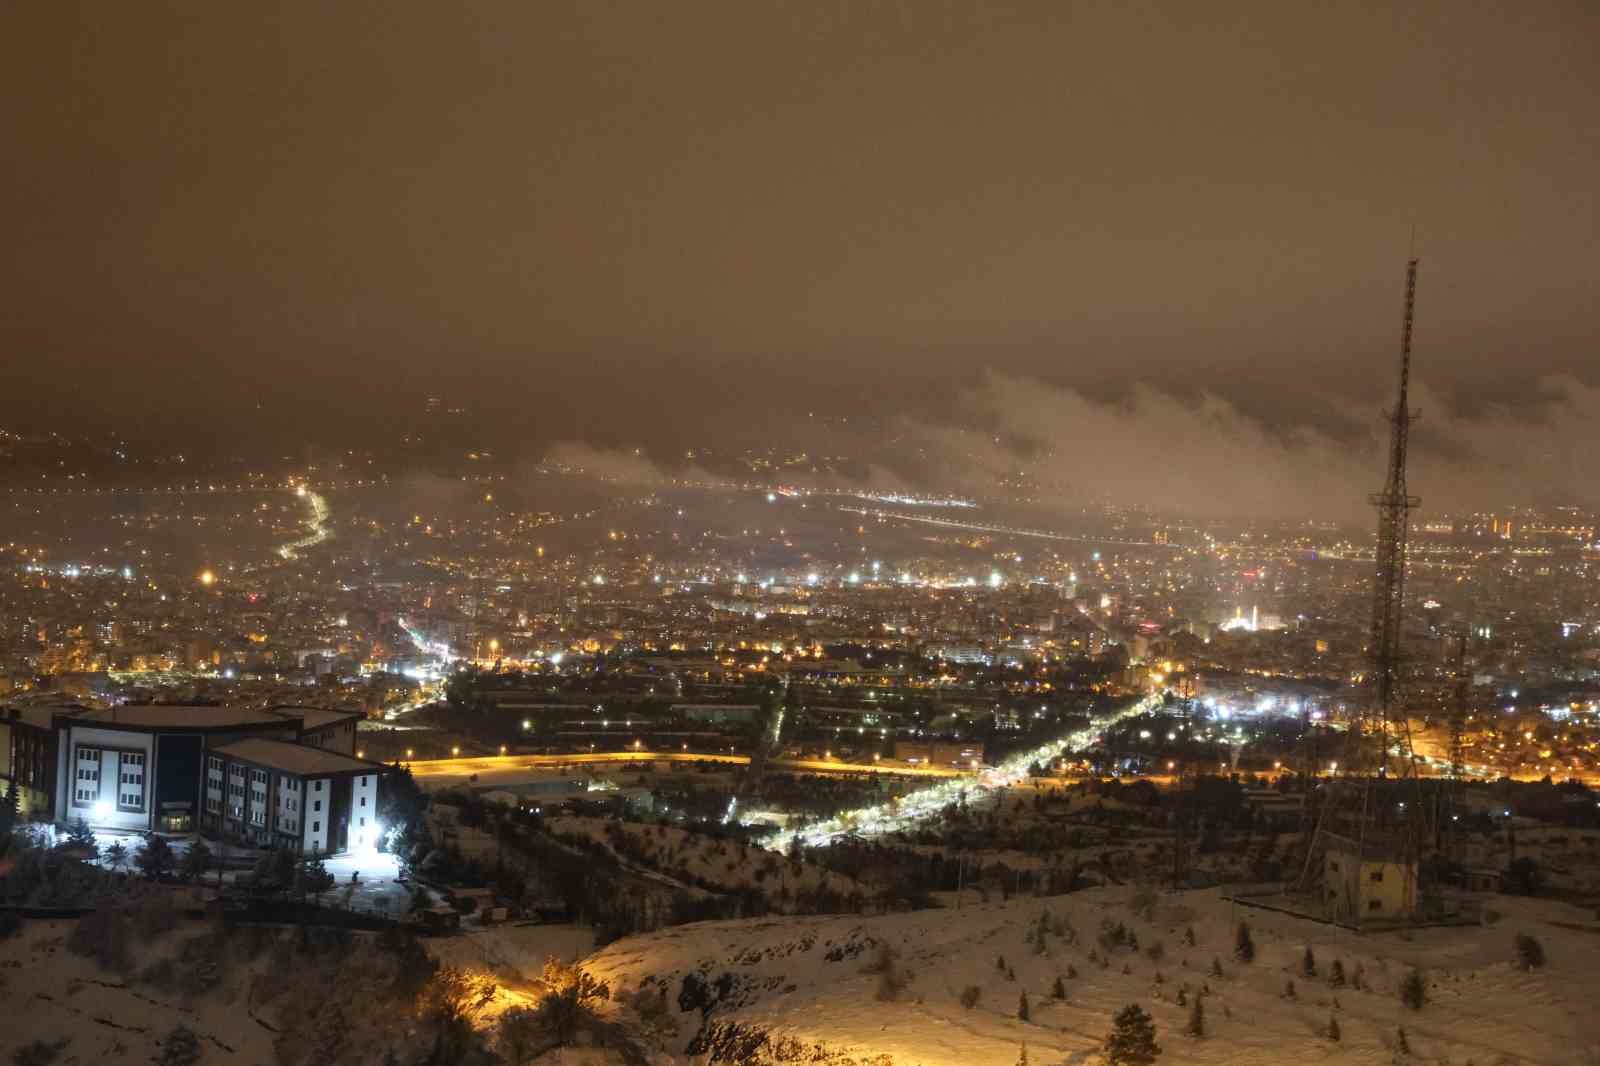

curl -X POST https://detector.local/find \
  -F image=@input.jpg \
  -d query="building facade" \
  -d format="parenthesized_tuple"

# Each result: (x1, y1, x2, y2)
(4, 701, 384, 854)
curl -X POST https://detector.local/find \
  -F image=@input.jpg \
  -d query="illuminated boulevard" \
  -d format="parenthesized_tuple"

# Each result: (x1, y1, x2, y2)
(404, 749, 972, 781)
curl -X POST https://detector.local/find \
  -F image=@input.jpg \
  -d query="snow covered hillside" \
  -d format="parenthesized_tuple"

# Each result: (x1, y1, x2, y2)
(583, 885, 1600, 1065)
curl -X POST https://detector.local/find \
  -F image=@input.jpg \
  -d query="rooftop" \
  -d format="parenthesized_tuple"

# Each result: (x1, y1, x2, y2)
(267, 705, 362, 731)
(212, 737, 383, 778)
(70, 705, 295, 731)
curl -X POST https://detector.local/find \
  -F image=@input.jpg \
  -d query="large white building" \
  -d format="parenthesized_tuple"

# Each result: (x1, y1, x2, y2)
(36, 702, 385, 855)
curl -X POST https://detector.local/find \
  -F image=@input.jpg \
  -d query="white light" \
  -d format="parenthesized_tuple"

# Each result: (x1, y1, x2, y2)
(989, 571, 1002, 588)
(92, 800, 112, 822)
(766, 492, 777, 502)
(806, 572, 819, 586)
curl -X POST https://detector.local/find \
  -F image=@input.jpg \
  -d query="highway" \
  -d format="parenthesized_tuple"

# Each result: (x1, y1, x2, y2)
(405, 750, 971, 781)
(766, 693, 1163, 850)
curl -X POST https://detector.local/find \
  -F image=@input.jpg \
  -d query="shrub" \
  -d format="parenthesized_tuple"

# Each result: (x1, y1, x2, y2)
(1301, 946, 1317, 978)
(1326, 1014, 1340, 1042)
(1051, 975, 1066, 999)
(1515, 932, 1546, 971)
(959, 985, 981, 1009)
(156, 1025, 202, 1066)
(11, 1040, 69, 1066)
(1018, 991, 1030, 1021)
(1329, 959, 1345, 987)
(1186, 994, 1204, 1038)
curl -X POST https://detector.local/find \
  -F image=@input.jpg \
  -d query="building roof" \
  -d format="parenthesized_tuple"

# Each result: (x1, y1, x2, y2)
(267, 705, 363, 731)
(212, 737, 385, 778)
(70, 705, 295, 732)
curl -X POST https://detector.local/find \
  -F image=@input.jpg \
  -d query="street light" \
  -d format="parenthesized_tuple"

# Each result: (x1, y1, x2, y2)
(451, 746, 460, 757)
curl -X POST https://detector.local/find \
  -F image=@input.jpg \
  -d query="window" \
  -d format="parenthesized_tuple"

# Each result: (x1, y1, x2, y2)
(1370, 870, 1384, 883)
(313, 800, 322, 813)
(1368, 899, 1383, 911)
(359, 817, 366, 827)
(1329, 860, 1340, 872)
(360, 776, 367, 786)
(360, 796, 367, 807)
(313, 822, 320, 833)
(314, 781, 323, 793)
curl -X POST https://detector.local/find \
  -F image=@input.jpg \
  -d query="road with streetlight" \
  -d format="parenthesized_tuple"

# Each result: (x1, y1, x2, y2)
(405, 749, 972, 782)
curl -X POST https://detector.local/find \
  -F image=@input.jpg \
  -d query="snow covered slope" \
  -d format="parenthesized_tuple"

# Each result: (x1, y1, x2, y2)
(584, 885, 1600, 1065)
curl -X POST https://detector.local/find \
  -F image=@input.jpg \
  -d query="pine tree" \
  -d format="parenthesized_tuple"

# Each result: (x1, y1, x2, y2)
(179, 839, 212, 883)
(997, 954, 1008, 972)
(1051, 975, 1067, 999)
(1126, 930, 1139, 952)
(1183, 925, 1196, 947)
(0, 783, 20, 837)
(1352, 962, 1366, 990)
(105, 841, 128, 874)
(1018, 991, 1030, 1021)
(1302, 946, 1317, 978)
(1326, 1014, 1340, 1042)
(67, 817, 97, 850)
(1234, 922, 1254, 963)
(1016, 1043, 1029, 1066)
(1209, 957, 1224, 978)
(1186, 993, 1205, 1038)
(1175, 988, 1187, 1006)
(1067, 963, 1079, 979)
(1396, 1026, 1411, 1056)
(1515, 933, 1546, 970)
(1104, 1004, 1161, 1066)
(135, 833, 176, 880)
(1283, 978, 1296, 1000)
(1399, 970, 1426, 1011)
(1329, 959, 1345, 987)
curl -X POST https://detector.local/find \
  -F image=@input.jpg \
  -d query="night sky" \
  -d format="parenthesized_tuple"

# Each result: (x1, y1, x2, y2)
(3, 3, 1595, 510)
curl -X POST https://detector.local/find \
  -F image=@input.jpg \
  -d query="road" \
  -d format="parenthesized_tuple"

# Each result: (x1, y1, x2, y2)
(405, 750, 972, 781)
(767, 693, 1163, 850)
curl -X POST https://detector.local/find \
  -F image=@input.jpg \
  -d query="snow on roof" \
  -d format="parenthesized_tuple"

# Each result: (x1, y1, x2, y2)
(212, 737, 381, 778)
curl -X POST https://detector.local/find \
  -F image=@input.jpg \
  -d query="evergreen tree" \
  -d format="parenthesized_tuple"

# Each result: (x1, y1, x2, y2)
(1186, 993, 1205, 1038)
(135, 833, 176, 880)
(1018, 991, 1030, 1021)
(997, 954, 1008, 972)
(157, 1024, 202, 1066)
(1233, 922, 1254, 963)
(0, 783, 19, 837)
(1067, 963, 1079, 979)
(179, 839, 212, 883)
(1329, 959, 1345, 987)
(66, 817, 97, 850)
(1396, 1026, 1411, 1056)
(1351, 962, 1366, 990)
(1209, 957, 1224, 978)
(1183, 925, 1196, 947)
(1175, 988, 1186, 1006)
(1104, 1004, 1161, 1066)
(1301, 946, 1317, 978)
(1515, 933, 1546, 970)
(105, 841, 128, 874)
(1326, 1014, 1340, 1042)
(1051, 975, 1067, 999)
(1399, 970, 1426, 1011)
(1016, 1044, 1028, 1066)
(1283, 978, 1296, 1000)
(299, 850, 335, 903)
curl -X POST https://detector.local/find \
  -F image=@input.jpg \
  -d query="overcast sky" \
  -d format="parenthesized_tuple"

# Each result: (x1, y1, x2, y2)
(3, 2, 1595, 508)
